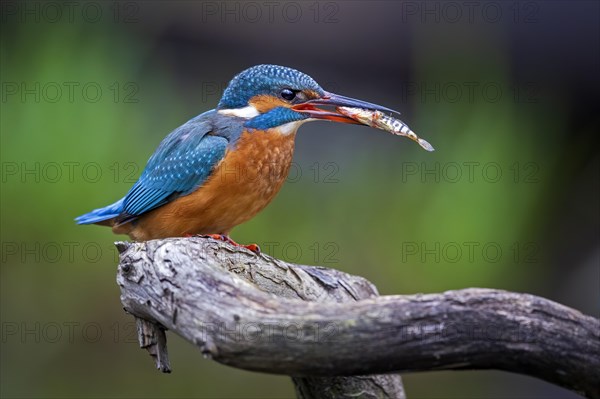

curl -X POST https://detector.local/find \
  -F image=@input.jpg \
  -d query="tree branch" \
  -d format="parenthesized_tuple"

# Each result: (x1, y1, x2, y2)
(116, 237, 599, 399)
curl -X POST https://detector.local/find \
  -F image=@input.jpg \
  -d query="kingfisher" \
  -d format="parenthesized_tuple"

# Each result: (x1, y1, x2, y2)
(76, 64, 401, 252)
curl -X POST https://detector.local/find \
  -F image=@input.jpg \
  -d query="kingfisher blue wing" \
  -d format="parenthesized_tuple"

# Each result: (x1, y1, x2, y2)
(75, 109, 243, 226)
(117, 113, 228, 222)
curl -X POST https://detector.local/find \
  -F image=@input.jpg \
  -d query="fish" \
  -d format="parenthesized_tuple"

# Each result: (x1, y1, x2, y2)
(337, 106, 435, 152)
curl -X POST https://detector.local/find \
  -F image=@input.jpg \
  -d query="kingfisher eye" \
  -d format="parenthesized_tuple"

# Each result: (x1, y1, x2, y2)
(280, 88, 296, 101)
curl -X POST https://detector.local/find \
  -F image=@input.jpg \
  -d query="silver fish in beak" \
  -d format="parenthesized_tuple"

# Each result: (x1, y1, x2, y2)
(337, 106, 434, 152)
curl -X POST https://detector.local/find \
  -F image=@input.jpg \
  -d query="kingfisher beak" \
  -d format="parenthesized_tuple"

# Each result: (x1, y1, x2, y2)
(292, 91, 399, 124)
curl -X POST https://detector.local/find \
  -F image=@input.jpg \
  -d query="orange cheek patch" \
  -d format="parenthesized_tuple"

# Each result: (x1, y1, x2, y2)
(249, 95, 290, 113)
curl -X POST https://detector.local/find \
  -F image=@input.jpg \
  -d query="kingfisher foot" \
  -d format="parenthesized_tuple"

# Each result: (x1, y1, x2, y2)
(200, 234, 261, 254)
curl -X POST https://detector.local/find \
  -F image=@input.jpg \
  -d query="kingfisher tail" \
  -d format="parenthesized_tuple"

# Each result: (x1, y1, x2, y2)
(75, 198, 125, 225)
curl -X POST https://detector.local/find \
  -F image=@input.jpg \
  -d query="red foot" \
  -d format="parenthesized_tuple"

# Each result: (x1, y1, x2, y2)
(242, 243, 261, 253)
(200, 234, 261, 254)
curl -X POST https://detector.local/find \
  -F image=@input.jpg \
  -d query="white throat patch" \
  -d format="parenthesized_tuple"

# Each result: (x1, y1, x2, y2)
(275, 120, 308, 135)
(218, 106, 309, 135)
(218, 105, 260, 118)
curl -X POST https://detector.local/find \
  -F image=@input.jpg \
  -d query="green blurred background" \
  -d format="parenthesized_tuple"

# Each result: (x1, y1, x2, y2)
(1, 1, 598, 398)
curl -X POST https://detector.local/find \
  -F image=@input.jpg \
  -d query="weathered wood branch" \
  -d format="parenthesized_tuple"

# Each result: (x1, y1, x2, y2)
(116, 238, 405, 399)
(116, 238, 599, 399)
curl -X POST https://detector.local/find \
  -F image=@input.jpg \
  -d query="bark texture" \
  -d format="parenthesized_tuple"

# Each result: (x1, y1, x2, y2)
(116, 237, 599, 399)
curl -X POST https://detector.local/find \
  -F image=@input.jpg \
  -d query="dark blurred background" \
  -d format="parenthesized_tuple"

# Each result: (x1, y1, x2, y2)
(1, 1, 598, 398)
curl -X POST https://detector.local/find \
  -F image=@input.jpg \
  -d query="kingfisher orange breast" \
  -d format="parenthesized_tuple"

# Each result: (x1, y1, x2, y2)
(118, 129, 296, 241)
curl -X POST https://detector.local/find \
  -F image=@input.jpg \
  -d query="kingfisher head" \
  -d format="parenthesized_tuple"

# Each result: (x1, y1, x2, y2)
(217, 64, 397, 133)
